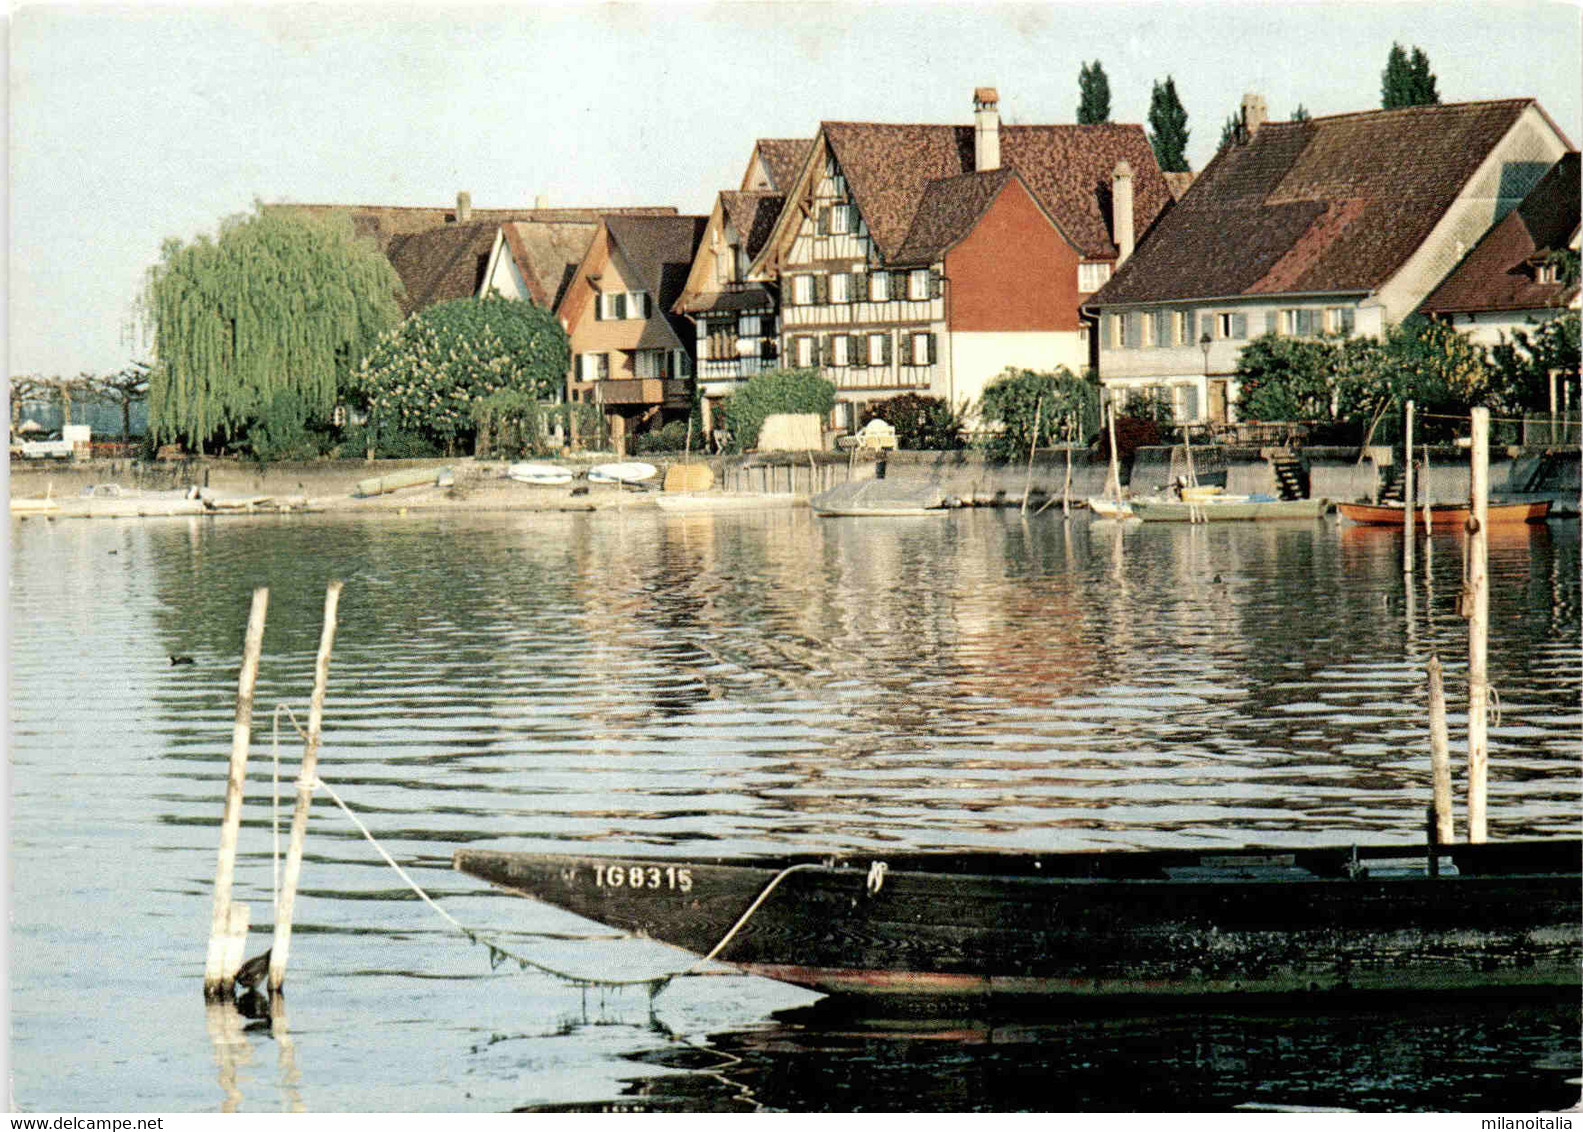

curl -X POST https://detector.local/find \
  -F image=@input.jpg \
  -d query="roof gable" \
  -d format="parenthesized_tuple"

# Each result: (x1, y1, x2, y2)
(1420, 151, 1581, 315)
(601, 214, 710, 349)
(814, 120, 1170, 265)
(892, 168, 1076, 266)
(1092, 98, 1550, 306)
(744, 138, 813, 191)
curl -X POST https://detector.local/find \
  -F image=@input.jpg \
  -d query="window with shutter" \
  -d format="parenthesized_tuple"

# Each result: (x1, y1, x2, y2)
(1201, 314, 1215, 342)
(793, 275, 813, 305)
(830, 273, 850, 303)
(1153, 311, 1170, 348)
(930, 268, 943, 300)
(813, 274, 828, 306)
(594, 295, 606, 321)
(889, 272, 906, 302)
(832, 335, 849, 367)
(870, 272, 888, 302)
(1232, 313, 1248, 339)
(849, 334, 866, 368)
(795, 337, 813, 367)
(908, 270, 930, 301)
(597, 354, 609, 381)
(927, 333, 937, 365)
(851, 272, 866, 303)
(880, 333, 893, 365)
(1267, 310, 1280, 336)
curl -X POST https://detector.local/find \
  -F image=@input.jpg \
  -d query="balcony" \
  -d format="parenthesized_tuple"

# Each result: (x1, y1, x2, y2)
(594, 379, 691, 408)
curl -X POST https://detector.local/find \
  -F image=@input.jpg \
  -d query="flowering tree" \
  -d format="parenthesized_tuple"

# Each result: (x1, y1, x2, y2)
(351, 296, 569, 455)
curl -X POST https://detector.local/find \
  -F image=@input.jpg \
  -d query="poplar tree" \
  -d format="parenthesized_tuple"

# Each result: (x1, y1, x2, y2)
(1147, 76, 1191, 172)
(142, 206, 402, 452)
(1077, 61, 1112, 125)
(1292, 104, 1311, 123)
(1382, 42, 1441, 109)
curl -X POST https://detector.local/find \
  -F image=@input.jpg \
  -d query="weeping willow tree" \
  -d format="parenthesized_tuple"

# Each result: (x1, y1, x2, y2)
(142, 205, 402, 452)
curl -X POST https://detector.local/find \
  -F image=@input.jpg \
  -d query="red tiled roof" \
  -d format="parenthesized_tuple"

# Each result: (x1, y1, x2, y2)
(823, 120, 1172, 263)
(499, 219, 603, 310)
(1420, 152, 1580, 314)
(1091, 99, 1542, 306)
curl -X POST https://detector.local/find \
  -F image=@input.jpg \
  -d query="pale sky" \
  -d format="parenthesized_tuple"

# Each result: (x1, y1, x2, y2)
(9, 0, 1582, 377)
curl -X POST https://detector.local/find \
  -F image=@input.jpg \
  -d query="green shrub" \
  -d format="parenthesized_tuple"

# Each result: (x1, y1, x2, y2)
(721, 368, 835, 452)
(632, 419, 694, 455)
(978, 367, 1099, 462)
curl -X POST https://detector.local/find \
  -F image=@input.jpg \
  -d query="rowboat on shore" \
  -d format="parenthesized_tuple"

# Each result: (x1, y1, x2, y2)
(453, 837, 1580, 1005)
(1337, 499, 1552, 526)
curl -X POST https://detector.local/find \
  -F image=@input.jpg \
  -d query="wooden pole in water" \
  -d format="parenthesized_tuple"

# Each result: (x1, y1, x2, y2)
(1426, 655, 1455, 845)
(269, 580, 344, 992)
(1062, 414, 1073, 516)
(1422, 442, 1433, 535)
(1403, 400, 1415, 575)
(204, 587, 269, 1000)
(1021, 397, 1042, 514)
(1106, 402, 1123, 504)
(1465, 408, 1490, 843)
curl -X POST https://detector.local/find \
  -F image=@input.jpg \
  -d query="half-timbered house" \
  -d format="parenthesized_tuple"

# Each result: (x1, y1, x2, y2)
(742, 90, 1172, 432)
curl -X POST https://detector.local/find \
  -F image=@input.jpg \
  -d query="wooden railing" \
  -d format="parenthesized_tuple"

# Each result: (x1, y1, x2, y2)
(596, 379, 691, 407)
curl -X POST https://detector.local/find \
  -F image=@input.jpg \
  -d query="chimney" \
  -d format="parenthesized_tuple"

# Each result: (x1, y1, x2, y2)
(973, 87, 1000, 172)
(1241, 92, 1267, 139)
(456, 191, 472, 223)
(1112, 159, 1135, 267)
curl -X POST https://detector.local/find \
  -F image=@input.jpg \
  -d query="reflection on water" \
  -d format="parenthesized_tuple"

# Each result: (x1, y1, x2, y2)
(8, 510, 1580, 1111)
(526, 996, 1580, 1113)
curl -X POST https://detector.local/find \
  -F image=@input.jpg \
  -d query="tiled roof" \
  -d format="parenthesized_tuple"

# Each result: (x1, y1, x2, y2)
(822, 121, 1172, 263)
(604, 215, 710, 348)
(720, 191, 785, 259)
(385, 222, 500, 315)
(755, 139, 812, 192)
(892, 168, 1018, 265)
(275, 202, 676, 245)
(1420, 152, 1580, 315)
(499, 219, 602, 310)
(1091, 99, 1540, 306)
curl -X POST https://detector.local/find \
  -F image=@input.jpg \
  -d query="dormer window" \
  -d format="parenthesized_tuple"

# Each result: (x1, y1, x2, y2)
(1537, 261, 1561, 285)
(1079, 263, 1112, 292)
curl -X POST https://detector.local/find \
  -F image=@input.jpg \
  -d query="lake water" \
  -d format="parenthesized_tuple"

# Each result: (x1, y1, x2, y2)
(7, 507, 1580, 1112)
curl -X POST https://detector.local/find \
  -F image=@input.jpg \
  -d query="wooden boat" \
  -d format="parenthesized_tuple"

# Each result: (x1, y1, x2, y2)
(507, 462, 574, 486)
(1337, 499, 1552, 527)
(1131, 496, 1331, 523)
(588, 461, 658, 485)
(454, 838, 1580, 1004)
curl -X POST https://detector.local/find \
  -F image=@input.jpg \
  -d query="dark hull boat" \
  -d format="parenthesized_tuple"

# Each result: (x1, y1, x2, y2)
(453, 839, 1581, 1004)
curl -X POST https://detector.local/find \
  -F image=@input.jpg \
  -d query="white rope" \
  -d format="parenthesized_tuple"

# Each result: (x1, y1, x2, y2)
(307, 772, 831, 994)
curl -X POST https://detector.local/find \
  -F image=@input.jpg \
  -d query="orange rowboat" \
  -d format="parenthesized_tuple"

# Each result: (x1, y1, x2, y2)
(1337, 499, 1551, 526)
